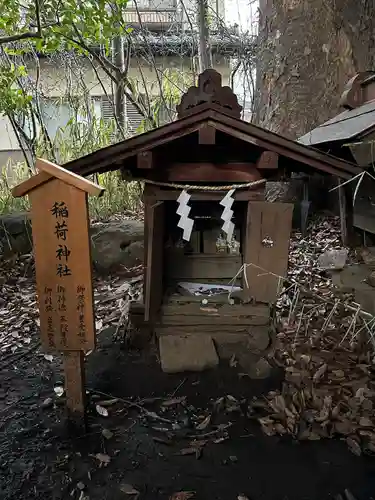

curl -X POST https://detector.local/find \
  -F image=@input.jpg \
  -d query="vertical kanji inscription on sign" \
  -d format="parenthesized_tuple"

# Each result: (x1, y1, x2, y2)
(76, 285, 87, 344)
(29, 179, 96, 351)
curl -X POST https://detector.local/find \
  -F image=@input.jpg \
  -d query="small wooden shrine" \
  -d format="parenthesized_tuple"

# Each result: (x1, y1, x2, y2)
(299, 72, 375, 238)
(66, 69, 362, 365)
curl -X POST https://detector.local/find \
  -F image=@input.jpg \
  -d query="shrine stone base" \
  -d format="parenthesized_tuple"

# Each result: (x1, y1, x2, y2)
(130, 295, 275, 376)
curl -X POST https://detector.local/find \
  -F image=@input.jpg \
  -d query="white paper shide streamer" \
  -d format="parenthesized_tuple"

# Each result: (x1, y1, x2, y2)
(176, 190, 194, 241)
(220, 188, 235, 241)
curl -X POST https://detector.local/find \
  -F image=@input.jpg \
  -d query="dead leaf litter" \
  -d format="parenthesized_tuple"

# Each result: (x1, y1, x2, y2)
(249, 216, 375, 455)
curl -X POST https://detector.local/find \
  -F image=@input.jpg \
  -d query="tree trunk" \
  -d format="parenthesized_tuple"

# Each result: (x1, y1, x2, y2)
(254, 0, 375, 139)
(112, 35, 126, 135)
(197, 0, 212, 72)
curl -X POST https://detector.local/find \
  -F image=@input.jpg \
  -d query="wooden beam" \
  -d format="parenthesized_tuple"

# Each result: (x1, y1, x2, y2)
(198, 124, 216, 145)
(144, 200, 165, 324)
(257, 151, 278, 169)
(210, 117, 360, 179)
(137, 150, 153, 169)
(64, 107, 361, 180)
(165, 162, 261, 183)
(345, 184, 356, 248)
(338, 179, 347, 245)
(338, 179, 356, 247)
(63, 351, 87, 433)
(143, 186, 266, 202)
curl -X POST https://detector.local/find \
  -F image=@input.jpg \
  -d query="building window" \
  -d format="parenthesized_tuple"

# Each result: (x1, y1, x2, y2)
(100, 95, 144, 135)
(39, 98, 102, 141)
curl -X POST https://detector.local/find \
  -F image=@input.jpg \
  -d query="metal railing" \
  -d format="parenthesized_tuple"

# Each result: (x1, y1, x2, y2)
(123, 8, 179, 26)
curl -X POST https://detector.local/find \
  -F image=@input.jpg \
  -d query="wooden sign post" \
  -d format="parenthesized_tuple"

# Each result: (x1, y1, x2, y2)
(13, 158, 105, 432)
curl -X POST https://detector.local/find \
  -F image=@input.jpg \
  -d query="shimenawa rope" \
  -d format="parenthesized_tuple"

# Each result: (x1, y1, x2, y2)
(144, 178, 266, 191)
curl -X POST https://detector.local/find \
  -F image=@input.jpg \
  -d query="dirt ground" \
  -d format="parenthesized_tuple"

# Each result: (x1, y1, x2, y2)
(2, 216, 375, 500)
(1, 326, 375, 500)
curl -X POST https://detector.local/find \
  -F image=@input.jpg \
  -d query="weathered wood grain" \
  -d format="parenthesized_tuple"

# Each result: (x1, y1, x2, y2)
(144, 200, 165, 322)
(165, 254, 242, 281)
(244, 201, 294, 303)
(160, 302, 270, 326)
(30, 180, 95, 351)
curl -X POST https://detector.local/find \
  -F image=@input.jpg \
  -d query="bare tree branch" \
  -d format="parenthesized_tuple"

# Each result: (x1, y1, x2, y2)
(0, 0, 42, 45)
(0, 31, 40, 44)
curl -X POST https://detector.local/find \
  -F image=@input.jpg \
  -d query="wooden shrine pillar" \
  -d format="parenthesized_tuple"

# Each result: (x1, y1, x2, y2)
(337, 178, 356, 248)
(143, 185, 165, 326)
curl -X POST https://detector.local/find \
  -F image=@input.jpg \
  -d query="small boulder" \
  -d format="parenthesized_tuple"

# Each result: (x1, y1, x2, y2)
(90, 220, 144, 272)
(368, 270, 375, 288)
(0, 212, 32, 257)
(360, 247, 375, 268)
(318, 249, 348, 270)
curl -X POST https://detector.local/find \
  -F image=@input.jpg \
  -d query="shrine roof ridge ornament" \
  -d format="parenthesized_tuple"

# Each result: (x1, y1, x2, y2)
(12, 158, 105, 198)
(176, 69, 242, 119)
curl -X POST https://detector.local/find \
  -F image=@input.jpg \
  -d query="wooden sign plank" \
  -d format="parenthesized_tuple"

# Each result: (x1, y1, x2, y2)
(244, 201, 294, 303)
(30, 178, 95, 351)
(12, 171, 53, 198)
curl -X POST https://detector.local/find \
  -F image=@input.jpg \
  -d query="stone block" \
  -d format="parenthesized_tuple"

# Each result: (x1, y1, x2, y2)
(212, 327, 270, 359)
(318, 249, 348, 270)
(159, 334, 219, 374)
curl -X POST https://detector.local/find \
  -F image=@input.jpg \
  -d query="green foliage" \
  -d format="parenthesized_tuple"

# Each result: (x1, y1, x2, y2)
(37, 98, 117, 163)
(35, 0, 131, 53)
(0, 160, 142, 219)
(0, 0, 131, 52)
(0, 64, 32, 114)
(88, 174, 142, 221)
(0, 103, 142, 218)
(0, 162, 30, 214)
(0, 1, 191, 219)
(0, 0, 131, 119)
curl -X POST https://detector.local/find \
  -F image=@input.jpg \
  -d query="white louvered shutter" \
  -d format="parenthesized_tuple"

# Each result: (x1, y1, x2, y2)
(100, 95, 143, 137)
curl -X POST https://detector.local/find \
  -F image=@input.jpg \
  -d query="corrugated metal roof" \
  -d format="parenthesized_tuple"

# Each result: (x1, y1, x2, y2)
(298, 99, 375, 146)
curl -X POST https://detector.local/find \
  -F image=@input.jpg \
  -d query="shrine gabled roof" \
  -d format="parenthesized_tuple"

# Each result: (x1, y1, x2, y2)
(64, 104, 361, 180)
(298, 72, 375, 148)
(298, 99, 375, 147)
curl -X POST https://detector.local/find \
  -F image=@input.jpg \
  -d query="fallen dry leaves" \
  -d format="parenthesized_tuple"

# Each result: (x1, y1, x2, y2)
(0, 257, 38, 355)
(92, 453, 111, 467)
(0, 255, 143, 363)
(169, 492, 195, 500)
(119, 484, 140, 497)
(251, 216, 375, 455)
